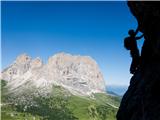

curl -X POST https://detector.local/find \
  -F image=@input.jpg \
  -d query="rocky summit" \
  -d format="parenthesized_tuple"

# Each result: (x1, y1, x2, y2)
(2, 52, 105, 96)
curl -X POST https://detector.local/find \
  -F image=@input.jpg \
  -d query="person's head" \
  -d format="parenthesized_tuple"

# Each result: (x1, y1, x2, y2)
(128, 29, 135, 36)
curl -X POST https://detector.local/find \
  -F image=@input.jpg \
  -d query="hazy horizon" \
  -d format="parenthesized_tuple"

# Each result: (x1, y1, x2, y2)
(2, 1, 144, 86)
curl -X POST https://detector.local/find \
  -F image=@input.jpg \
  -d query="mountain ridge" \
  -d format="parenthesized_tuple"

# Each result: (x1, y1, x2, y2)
(2, 52, 106, 96)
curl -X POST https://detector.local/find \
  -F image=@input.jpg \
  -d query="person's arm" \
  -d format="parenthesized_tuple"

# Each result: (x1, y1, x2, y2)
(135, 34, 144, 40)
(134, 26, 140, 36)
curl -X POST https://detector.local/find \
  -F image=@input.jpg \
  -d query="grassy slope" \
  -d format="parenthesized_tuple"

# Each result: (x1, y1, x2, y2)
(2, 105, 42, 120)
(67, 94, 119, 120)
(1, 80, 120, 120)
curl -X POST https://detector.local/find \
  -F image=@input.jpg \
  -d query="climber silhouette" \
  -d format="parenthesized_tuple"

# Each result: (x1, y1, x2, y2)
(124, 27, 143, 74)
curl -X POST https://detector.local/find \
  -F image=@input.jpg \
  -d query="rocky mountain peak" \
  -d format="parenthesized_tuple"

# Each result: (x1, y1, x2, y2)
(31, 57, 43, 69)
(15, 53, 31, 64)
(2, 52, 106, 96)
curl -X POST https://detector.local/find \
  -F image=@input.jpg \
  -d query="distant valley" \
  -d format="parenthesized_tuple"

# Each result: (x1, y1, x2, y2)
(106, 85, 128, 96)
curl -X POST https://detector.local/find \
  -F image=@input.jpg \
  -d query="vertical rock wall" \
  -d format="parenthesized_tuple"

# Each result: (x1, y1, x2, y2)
(117, 2, 160, 120)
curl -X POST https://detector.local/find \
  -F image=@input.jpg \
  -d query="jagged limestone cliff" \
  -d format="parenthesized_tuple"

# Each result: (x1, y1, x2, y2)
(2, 52, 105, 96)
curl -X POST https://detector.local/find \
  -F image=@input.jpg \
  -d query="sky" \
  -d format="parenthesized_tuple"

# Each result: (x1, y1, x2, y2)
(2, 1, 144, 86)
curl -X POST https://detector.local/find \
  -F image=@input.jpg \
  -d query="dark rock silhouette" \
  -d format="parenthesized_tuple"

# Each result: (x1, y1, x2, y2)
(117, 1, 160, 120)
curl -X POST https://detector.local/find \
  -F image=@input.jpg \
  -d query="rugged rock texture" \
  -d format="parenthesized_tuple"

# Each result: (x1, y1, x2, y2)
(2, 53, 105, 96)
(117, 2, 160, 120)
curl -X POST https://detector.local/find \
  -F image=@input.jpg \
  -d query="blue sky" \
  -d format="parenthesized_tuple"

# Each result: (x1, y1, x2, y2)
(2, 1, 143, 86)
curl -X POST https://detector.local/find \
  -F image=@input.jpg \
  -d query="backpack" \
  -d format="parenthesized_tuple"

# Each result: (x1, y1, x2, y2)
(124, 37, 132, 50)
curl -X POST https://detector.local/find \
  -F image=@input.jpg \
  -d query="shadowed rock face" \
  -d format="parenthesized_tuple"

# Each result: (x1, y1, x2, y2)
(117, 2, 160, 120)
